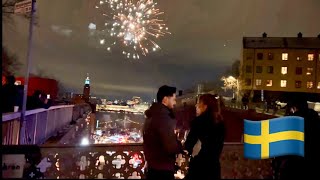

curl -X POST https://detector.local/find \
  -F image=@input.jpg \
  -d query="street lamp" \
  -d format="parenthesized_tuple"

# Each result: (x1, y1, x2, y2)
(20, 0, 36, 145)
(236, 78, 239, 100)
(221, 76, 239, 99)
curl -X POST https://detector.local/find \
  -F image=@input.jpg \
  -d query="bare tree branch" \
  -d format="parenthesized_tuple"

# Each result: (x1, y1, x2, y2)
(2, 46, 22, 76)
(221, 76, 238, 91)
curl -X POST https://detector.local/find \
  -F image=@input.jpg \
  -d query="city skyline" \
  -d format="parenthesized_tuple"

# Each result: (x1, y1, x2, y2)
(3, 0, 320, 100)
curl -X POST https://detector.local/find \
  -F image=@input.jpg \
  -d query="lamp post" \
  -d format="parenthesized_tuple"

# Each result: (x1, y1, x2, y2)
(236, 78, 239, 100)
(19, 0, 36, 145)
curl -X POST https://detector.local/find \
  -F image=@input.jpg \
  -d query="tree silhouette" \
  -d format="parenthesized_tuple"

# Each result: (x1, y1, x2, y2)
(2, 46, 21, 76)
(231, 59, 240, 77)
(223, 59, 240, 78)
(221, 76, 238, 98)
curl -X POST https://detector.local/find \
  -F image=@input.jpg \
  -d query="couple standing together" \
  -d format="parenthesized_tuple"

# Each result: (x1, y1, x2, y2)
(143, 85, 225, 180)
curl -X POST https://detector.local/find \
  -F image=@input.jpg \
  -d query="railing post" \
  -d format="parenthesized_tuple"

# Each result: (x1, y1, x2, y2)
(44, 110, 49, 141)
(19, 0, 36, 145)
(33, 113, 38, 144)
(3, 105, 76, 145)
(65, 107, 69, 125)
(53, 109, 56, 136)
(19, 120, 26, 145)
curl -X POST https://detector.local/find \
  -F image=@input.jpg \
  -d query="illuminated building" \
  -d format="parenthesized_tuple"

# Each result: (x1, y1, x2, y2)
(132, 96, 142, 104)
(101, 99, 107, 105)
(83, 73, 91, 102)
(240, 32, 320, 101)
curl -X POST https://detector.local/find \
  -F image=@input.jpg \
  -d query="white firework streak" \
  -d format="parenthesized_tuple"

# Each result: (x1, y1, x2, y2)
(95, 0, 170, 59)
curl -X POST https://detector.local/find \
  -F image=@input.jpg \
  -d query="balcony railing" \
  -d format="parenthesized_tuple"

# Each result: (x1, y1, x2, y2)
(2, 104, 91, 145)
(5, 143, 273, 179)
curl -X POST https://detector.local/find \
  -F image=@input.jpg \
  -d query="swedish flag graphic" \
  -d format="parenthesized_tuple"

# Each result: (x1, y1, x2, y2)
(244, 116, 304, 159)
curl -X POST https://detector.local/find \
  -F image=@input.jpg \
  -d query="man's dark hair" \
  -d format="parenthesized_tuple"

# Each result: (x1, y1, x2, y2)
(33, 90, 42, 98)
(156, 85, 176, 102)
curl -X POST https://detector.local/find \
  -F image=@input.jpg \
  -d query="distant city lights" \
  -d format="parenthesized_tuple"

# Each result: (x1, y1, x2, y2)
(81, 138, 89, 146)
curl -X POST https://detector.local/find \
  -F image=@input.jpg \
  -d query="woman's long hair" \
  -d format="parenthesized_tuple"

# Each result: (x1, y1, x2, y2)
(199, 94, 224, 123)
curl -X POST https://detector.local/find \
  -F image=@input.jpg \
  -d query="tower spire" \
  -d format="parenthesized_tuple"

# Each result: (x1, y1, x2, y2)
(85, 73, 90, 85)
(83, 73, 91, 102)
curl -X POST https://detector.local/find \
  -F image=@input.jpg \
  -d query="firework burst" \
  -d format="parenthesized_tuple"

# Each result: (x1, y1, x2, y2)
(94, 0, 170, 59)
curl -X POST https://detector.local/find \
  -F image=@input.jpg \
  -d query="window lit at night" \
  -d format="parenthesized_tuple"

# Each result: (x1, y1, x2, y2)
(280, 80, 287, 87)
(307, 81, 313, 89)
(308, 54, 314, 61)
(282, 53, 288, 60)
(266, 80, 272, 87)
(306, 68, 313, 75)
(256, 79, 262, 86)
(281, 67, 287, 75)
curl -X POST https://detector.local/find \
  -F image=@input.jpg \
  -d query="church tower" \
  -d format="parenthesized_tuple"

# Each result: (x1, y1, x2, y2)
(83, 73, 90, 102)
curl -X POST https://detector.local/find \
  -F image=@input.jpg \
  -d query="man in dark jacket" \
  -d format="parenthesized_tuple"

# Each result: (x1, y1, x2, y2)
(278, 97, 320, 179)
(1, 76, 19, 113)
(143, 85, 182, 180)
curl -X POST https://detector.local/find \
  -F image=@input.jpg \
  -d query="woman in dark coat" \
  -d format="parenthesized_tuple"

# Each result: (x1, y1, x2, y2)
(184, 94, 225, 180)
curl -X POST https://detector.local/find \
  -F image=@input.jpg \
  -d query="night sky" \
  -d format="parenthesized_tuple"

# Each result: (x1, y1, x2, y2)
(3, 0, 320, 100)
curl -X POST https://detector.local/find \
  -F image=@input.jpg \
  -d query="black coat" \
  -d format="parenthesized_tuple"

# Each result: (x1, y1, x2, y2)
(143, 103, 182, 172)
(1, 84, 19, 113)
(184, 111, 225, 180)
(278, 109, 320, 179)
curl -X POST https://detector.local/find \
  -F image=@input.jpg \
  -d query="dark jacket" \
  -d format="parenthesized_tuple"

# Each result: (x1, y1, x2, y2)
(278, 108, 320, 179)
(184, 111, 225, 180)
(1, 84, 19, 113)
(143, 103, 182, 171)
(27, 91, 49, 110)
(299, 109, 320, 167)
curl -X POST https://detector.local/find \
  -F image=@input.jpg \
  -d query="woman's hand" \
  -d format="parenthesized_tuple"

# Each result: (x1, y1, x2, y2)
(180, 139, 185, 145)
(183, 150, 189, 155)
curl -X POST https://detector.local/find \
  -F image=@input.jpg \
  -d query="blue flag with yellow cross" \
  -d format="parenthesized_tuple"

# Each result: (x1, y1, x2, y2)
(244, 116, 304, 159)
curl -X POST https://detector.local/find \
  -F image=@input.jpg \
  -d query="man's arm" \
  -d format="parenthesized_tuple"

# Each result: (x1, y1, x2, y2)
(157, 115, 181, 155)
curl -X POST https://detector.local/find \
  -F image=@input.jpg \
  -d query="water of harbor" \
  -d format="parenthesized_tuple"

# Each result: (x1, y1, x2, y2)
(73, 111, 146, 145)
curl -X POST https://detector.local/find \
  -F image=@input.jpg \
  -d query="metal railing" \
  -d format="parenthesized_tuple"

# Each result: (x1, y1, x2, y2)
(2, 104, 278, 179)
(224, 101, 285, 117)
(2, 104, 91, 145)
(4, 143, 273, 179)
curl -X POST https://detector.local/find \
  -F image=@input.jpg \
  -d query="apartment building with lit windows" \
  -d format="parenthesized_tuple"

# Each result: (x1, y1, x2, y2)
(240, 32, 320, 102)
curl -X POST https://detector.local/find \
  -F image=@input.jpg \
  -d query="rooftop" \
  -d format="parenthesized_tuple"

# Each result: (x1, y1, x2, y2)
(243, 33, 320, 49)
